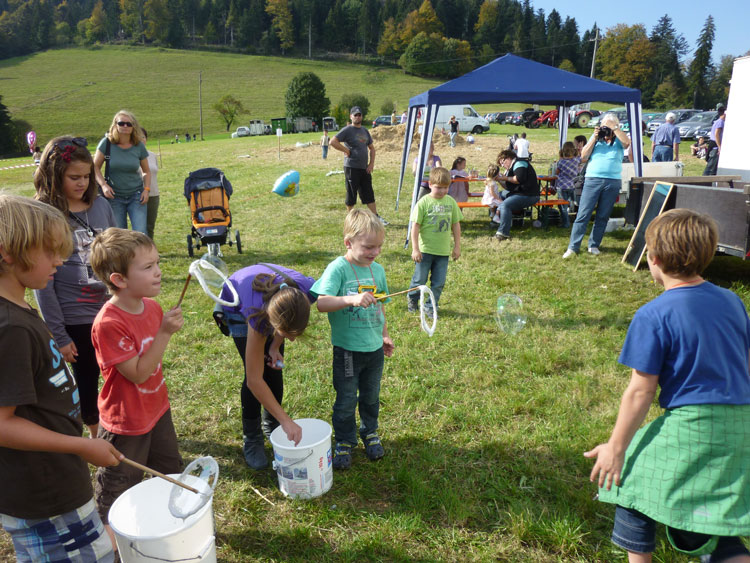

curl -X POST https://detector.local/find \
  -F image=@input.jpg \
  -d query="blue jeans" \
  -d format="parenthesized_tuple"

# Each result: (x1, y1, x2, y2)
(331, 346, 384, 446)
(652, 145, 673, 162)
(496, 190, 539, 237)
(108, 191, 147, 234)
(567, 177, 621, 252)
(408, 253, 449, 308)
(322, 145, 328, 159)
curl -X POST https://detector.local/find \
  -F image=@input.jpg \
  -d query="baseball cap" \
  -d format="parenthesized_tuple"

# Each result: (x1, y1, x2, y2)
(716, 102, 726, 111)
(350, 106, 362, 115)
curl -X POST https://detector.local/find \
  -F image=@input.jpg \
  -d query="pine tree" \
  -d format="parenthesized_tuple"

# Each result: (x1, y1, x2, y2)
(686, 15, 715, 109)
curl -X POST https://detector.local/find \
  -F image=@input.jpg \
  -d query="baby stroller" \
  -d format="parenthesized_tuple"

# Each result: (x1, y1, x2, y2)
(184, 167, 242, 257)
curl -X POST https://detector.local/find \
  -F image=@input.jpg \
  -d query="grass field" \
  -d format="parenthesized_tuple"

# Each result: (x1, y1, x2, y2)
(0, 46, 441, 144)
(1, 52, 748, 561)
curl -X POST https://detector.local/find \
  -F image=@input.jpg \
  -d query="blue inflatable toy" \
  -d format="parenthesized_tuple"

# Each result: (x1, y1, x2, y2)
(272, 170, 300, 197)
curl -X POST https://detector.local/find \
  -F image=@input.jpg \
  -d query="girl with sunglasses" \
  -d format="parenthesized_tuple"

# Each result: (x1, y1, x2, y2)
(34, 136, 117, 438)
(93, 110, 151, 235)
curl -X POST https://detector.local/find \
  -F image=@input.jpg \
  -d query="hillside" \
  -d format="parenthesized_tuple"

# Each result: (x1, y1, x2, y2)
(0, 47, 440, 143)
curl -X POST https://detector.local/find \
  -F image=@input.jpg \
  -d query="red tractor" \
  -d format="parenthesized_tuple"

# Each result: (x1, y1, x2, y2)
(529, 109, 559, 128)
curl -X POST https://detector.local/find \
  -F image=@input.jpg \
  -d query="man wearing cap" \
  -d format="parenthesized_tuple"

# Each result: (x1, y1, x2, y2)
(703, 104, 725, 176)
(329, 106, 388, 224)
(651, 112, 680, 162)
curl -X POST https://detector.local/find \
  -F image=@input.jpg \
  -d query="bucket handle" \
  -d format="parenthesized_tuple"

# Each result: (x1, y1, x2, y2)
(128, 535, 214, 562)
(273, 448, 315, 468)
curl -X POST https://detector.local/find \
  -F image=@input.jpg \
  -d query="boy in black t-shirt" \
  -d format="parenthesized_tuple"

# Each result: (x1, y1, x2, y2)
(0, 195, 122, 562)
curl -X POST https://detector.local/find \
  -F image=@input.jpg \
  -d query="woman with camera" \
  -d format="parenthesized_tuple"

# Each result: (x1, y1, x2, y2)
(563, 113, 630, 258)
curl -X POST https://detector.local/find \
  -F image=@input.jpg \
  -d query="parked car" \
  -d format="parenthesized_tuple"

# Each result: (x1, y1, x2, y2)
(508, 111, 524, 125)
(231, 126, 251, 138)
(372, 115, 392, 128)
(677, 111, 718, 139)
(647, 109, 703, 136)
(643, 112, 662, 124)
(587, 107, 627, 128)
(494, 111, 516, 124)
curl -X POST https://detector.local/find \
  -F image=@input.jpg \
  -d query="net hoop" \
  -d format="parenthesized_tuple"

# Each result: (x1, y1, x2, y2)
(417, 285, 437, 336)
(168, 456, 219, 519)
(189, 259, 239, 307)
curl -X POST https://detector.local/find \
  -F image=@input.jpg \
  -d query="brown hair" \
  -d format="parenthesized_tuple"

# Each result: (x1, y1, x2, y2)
(497, 149, 516, 164)
(450, 157, 466, 170)
(90, 228, 155, 291)
(343, 208, 384, 243)
(34, 137, 98, 215)
(428, 166, 451, 186)
(645, 209, 718, 276)
(560, 141, 577, 158)
(246, 273, 311, 337)
(0, 195, 72, 275)
(107, 110, 145, 145)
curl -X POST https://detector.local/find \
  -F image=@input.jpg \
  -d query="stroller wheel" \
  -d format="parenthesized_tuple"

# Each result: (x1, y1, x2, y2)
(187, 235, 194, 257)
(235, 230, 242, 254)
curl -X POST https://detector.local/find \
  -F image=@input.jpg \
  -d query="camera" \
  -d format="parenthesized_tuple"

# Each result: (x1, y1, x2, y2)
(598, 125, 613, 139)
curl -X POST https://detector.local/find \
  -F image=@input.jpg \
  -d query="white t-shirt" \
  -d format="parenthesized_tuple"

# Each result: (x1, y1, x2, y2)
(514, 138, 530, 158)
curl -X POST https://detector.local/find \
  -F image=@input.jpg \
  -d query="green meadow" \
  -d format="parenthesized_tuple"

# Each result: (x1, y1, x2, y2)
(1, 48, 748, 562)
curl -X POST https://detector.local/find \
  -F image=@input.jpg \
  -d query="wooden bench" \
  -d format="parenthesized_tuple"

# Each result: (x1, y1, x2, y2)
(458, 198, 570, 228)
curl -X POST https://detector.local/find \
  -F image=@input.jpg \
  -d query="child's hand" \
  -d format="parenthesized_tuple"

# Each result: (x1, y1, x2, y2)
(349, 291, 376, 308)
(383, 336, 394, 357)
(60, 342, 78, 363)
(412, 249, 423, 263)
(161, 306, 184, 335)
(79, 438, 123, 467)
(452, 247, 461, 261)
(281, 419, 302, 446)
(583, 443, 624, 490)
(267, 348, 284, 370)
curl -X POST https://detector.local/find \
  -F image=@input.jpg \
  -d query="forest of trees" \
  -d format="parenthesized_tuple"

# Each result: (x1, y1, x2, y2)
(0, 0, 742, 108)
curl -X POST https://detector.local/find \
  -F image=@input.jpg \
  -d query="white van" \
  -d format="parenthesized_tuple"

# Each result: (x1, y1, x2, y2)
(434, 105, 490, 134)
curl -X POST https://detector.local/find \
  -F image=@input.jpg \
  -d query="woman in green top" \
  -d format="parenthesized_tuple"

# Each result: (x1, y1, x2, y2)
(93, 110, 151, 235)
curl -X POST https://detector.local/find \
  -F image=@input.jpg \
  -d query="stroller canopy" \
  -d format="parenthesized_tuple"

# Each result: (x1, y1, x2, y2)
(184, 167, 233, 201)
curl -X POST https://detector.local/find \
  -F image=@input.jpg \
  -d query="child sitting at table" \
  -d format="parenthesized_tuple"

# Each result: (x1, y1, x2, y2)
(555, 141, 581, 227)
(482, 164, 502, 224)
(448, 157, 469, 202)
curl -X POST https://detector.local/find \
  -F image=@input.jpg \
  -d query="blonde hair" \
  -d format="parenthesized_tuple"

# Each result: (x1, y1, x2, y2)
(90, 228, 155, 291)
(0, 194, 72, 274)
(486, 164, 500, 180)
(247, 273, 311, 337)
(34, 136, 97, 214)
(560, 141, 577, 159)
(645, 209, 718, 276)
(107, 110, 145, 145)
(429, 166, 451, 186)
(343, 209, 384, 243)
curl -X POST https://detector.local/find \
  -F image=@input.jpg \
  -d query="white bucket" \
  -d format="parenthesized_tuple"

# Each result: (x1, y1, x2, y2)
(108, 475, 216, 563)
(605, 217, 625, 232)
(270, 418, 333, 499)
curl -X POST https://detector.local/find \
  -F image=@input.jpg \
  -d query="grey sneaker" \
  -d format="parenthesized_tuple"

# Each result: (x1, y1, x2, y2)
(332, 442, 353, 470)
(494, 233, 510, 241)
(588, 247, 601, 256)
(363, 433, 385, 461)
(562, 249, 577, 259)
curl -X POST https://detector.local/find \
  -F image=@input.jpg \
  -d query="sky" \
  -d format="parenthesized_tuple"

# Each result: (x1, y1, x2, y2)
(531, 0, 747, 64)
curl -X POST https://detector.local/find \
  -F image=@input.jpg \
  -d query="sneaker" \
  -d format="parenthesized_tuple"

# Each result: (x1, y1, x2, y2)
(588, 247, 601, 256)
(491, 214, 500, 224)
(562, 249, 576, 259)
(332, 442, 353, 470)
(494, 233, 510, 241)
(407, 300, 418, 313)
(363, 433, 385, 461)
(377, 215, 389, 226)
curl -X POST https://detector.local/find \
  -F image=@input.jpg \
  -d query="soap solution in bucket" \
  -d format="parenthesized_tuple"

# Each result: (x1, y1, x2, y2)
(270, 418, 333, 499)
(108, 474, 216, 563)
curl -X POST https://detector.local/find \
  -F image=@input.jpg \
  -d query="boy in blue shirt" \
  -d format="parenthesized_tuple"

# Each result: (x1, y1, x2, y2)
(312, 209, 394, 469)
(585, 209, 750, 562)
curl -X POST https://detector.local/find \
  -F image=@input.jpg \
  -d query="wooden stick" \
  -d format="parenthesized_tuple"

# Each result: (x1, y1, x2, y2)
(121, 457, 200, 494)
(375, 287, 420, 300)
(175, 274, 191, 308)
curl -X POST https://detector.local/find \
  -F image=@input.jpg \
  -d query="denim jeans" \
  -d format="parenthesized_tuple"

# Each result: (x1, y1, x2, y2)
(322, 145, 328, 159)
(449, 132, 457, 147)
(108, 191, 148, 234)
(496, 190, 539, 237)
(559, 188, 575, 228)
(567, 177, 621, 252)
(331, 346, 384, 446)
(652, 145, 673, 162)
(408, 253, 449, 308)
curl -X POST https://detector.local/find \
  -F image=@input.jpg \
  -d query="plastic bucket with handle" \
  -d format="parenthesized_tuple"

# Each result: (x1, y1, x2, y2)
(108, 474, 216, 562)
(270, 418, 333, 499)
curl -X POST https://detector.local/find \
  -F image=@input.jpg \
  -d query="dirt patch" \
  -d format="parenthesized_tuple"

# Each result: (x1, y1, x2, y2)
(251, 125, 561, 176)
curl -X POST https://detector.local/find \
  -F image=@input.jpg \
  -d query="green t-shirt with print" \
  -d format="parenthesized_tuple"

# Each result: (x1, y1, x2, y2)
(409, 194, 462, 256)
(311, 256, 389, 352)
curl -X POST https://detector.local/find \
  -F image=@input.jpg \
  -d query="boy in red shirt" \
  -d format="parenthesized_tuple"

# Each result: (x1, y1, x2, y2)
(90, 228, 184, 543)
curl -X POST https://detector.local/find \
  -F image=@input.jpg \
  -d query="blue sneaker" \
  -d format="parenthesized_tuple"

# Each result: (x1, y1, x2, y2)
(332, 442, 353, 470)
(363, 433, 385, 461)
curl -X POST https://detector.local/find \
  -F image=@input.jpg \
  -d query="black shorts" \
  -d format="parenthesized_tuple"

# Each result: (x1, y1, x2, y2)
(344, 167, 375, 206)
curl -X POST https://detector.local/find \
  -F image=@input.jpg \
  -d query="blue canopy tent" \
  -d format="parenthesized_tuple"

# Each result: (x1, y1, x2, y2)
(398, 54, 643, 243)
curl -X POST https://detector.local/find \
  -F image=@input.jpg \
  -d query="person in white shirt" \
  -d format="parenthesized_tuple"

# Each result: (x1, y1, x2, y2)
(514, 132, 530, 158)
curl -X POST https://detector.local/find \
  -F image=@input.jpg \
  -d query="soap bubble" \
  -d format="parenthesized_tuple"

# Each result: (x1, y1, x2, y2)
(199, 253, 229, 288)
(495, 294, 526, 335)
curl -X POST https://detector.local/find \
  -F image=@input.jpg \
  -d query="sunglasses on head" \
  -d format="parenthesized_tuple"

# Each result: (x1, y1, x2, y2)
(117, 121, 133, 127)
(53, 137, 88, 151)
